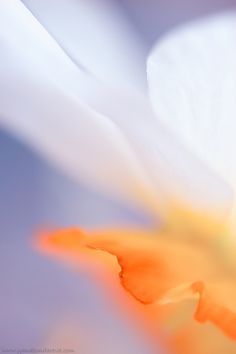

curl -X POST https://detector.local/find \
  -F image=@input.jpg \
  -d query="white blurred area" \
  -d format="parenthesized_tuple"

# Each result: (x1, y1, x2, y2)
(0, 0, 235, 352)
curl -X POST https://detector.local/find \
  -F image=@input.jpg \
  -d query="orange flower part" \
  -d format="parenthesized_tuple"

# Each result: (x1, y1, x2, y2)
(36, 224, 236, 350)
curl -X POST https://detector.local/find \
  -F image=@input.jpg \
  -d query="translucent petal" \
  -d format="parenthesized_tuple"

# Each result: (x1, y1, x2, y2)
(148, 13, 236, 226)
(22, 0, 147, 92)
(0, 2, 232, 225)
(0, 0, 158, 214)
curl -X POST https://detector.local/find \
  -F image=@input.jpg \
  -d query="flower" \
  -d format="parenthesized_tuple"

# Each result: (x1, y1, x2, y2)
(37, 13, 236, 353)
(1, 1, 236, 353)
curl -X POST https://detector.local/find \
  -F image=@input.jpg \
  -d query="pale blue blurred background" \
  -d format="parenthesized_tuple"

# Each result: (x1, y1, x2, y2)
(0, 0, 235, 352)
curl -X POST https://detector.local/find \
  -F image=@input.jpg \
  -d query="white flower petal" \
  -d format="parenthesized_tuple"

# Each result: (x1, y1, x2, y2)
(0, 2, 232, 225)
(86, 84, 232, 222)
(22, 0, 147, 92)
(0, 0, 158, 214)
(147, 13, 236, 218)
